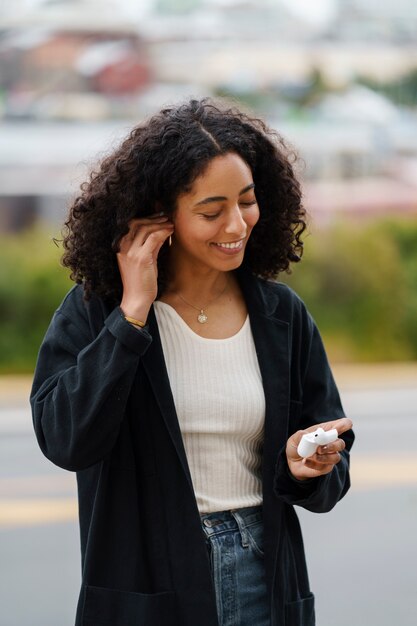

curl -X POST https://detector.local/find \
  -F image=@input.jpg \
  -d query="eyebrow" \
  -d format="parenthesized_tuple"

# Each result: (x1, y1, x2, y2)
(193, 183, 255, 208)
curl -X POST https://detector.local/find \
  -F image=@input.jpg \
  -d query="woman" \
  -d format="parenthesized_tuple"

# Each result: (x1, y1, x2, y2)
(31, 98, 354, 626)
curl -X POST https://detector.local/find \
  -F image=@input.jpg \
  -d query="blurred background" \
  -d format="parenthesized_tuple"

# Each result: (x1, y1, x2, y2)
(0, 1, 416, 625)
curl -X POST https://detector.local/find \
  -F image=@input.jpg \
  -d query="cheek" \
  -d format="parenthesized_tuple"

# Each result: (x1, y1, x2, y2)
(173, 216, 212, 244)
(245, 207, 260, 229)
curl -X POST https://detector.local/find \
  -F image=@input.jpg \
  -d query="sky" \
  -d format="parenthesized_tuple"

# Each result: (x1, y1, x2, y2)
(3, 0, 337, 26)
(277, 0, 336, 25)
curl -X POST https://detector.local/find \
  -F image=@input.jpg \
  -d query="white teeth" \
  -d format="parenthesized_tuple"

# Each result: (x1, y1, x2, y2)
(215, 241, 242, 249)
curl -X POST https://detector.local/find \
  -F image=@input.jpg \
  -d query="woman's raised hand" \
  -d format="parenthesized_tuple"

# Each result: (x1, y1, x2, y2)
(117, 213, 174, 323)
(286, 417, 353, 481)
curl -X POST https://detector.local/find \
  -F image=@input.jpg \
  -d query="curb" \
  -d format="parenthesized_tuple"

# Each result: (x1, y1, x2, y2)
(332, 362, 417, 391)
(0, 376, 32, 407)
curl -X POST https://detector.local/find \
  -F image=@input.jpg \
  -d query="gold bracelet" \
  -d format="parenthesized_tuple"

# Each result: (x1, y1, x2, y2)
(124, 315, 146, 328)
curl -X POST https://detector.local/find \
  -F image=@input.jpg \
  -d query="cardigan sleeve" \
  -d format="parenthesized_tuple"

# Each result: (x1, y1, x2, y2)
(273, 299, 354, 513)
(30, 286, 153, 472)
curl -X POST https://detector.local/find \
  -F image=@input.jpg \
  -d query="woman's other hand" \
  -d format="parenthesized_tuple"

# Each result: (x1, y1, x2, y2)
(286, 417, 353, 481)
(117, 214, 174, 322)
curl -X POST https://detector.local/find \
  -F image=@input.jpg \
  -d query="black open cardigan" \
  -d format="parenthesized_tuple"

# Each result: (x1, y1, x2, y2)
(31, 268, 354, 626)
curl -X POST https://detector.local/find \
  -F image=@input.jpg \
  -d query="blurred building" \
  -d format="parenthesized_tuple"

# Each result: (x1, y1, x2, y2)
(0, 28, 151, 120)
(330, 0, 417, 43)
(0, 120, 130, 231)
(2, 106, 417, 232)
(1, 0, 417, 230)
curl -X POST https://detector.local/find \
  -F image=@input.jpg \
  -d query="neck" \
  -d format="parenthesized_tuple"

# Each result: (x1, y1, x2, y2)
(168, 268, 229, 302)
(166, 247, 230, 298)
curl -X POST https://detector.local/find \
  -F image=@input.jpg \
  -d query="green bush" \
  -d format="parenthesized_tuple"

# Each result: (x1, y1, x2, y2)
(379, 219, 417, 354)
(0, 228, 71, 373)
(283, 218, 417, 362)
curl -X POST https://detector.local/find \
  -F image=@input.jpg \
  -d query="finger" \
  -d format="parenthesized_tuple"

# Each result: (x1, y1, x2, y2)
(141, 226, 174, 254)
(152, 237, 169, 262)
(131, 222, 173, 248)
(314, 451, 342, 466)
(299, 417, 353, 438)
(302, 458, 335, 474)
(130, 214, 170, 226)
(119, 215, 170, 246)
(289, 429, 307, 446)
(329, 417, 353, 436)
(317, 438, 346, 455)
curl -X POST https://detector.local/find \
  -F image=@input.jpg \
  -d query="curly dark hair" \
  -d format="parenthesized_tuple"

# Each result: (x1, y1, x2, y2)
(62, 97, 306, 302)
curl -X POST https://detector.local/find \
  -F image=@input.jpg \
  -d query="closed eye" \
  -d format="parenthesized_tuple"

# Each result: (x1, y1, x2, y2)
(200, 212, 221, 220)
(240, 200, 257, 207)
(200, 200, 257, 220)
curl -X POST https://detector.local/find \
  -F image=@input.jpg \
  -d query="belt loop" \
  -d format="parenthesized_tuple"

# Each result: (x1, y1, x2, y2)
(231, 509, 249, 548)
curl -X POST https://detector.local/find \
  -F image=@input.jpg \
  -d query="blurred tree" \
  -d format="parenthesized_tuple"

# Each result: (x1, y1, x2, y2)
(297, 66, 330, 107)
(357, 67, 417, 107)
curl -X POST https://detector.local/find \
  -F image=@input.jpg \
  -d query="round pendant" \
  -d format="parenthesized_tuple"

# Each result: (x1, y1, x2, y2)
(197, 311, 208, 324)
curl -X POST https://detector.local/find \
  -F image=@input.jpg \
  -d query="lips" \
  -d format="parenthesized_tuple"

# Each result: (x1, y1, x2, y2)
(212, 240, 244, 250)
(210, 239, 245, 257)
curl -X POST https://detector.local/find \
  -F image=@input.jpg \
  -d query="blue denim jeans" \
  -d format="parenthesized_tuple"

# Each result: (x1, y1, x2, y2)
(201, 506, 270, 626)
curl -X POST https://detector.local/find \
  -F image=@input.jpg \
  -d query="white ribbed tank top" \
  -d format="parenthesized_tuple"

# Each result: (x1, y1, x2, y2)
(153, 300, 265, 513)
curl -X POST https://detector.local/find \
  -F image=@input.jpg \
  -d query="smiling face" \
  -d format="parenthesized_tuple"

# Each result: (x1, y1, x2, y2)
(171, 152, 260, 274)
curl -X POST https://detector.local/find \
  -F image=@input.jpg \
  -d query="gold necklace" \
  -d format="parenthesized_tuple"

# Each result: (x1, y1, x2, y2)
(176, 278, 229, 324)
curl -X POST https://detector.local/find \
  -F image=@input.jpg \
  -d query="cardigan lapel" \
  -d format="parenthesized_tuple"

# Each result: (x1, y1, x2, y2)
(140, 306, 195, 491)
(237, 270, 291, 475)
(237, 270, 291, 624)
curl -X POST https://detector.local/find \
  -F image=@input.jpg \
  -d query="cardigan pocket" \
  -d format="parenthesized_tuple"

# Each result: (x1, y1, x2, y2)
(82, 585, 176, 626)
(285, 593, 315, 626)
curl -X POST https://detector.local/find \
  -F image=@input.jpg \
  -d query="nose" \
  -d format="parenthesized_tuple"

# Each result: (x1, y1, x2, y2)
(224, 205, 247, 238)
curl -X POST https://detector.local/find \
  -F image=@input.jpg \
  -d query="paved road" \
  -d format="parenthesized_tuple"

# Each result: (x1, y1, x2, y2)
(299, 385, 417, 626)
(1, 378, 416, 626)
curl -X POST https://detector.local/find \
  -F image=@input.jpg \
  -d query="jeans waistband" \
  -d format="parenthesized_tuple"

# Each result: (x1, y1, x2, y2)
(200, 505, 262, 538)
